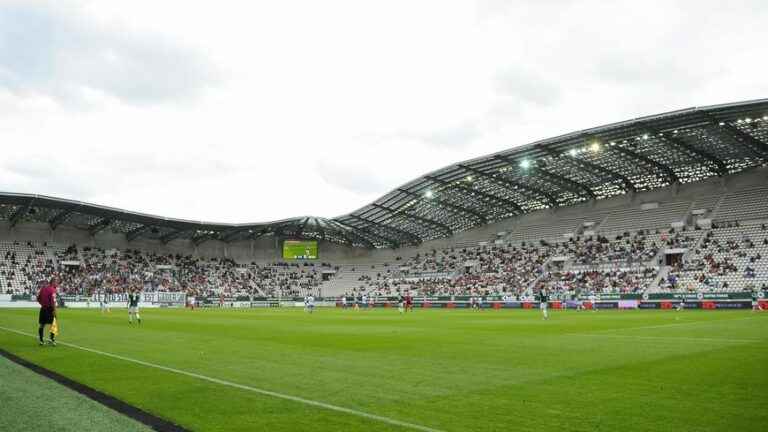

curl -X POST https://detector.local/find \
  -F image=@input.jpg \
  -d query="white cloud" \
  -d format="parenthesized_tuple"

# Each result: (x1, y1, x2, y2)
(0, 0, 766, 223)
(0, 1, 217, 106)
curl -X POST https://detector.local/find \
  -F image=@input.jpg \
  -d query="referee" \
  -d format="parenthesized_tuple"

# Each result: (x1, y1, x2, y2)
(37, 277, 58, 346)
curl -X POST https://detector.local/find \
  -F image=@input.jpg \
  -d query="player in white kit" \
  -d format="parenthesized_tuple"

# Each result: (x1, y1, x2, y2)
(306, 295, 315, 314)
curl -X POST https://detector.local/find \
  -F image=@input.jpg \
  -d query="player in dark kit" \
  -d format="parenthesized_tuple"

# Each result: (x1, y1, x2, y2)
(36, 278, 58, 346)
(538, 289, 549, 320)
(128, 289, 142, 324)
(405, 293, 413, 312)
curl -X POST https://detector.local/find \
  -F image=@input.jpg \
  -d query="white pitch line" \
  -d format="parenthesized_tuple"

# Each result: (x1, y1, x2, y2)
(569, 334, 761, 344)
(0, 326, 444, 432)
(589, 315, 763, 333)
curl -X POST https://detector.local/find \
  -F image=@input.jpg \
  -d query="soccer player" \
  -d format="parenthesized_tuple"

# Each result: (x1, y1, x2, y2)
(353, 294, 360, 311)
(36, 278, 58, 346)
(306, 294, 315, 314)
(676, 297, 685, 312)
(588, 292, 598, 312)
(128, 289, 142, 325)
(368, 295, 375, 309)
(539, 289, 549, 320)
(341, 295, 348, 309)
(752, 292, 763, 312)
(362, 294, 368, 310)
(100, 290, 111, 314)
(405, 293, 413, 312)
(477, 295, 484, 311)
(398, 293, 405, 314)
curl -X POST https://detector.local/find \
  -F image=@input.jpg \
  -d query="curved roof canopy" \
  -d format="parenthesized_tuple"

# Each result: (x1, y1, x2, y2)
(2, 99, 768, 248)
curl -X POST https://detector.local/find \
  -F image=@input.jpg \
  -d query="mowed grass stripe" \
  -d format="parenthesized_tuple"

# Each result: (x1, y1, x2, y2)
(0, 325, 445, 432)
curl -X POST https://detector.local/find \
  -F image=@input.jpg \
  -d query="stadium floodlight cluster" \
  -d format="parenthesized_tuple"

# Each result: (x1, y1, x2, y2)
(1, 99, 767, 248)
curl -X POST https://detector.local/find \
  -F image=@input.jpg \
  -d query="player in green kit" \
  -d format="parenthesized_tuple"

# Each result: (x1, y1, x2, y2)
(127, 289, 142, 325)
(539, 289, 549, 320)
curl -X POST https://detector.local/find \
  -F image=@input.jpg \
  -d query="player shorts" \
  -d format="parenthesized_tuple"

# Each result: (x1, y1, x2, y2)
(38, 307, 54, 325)
(129, 306, 139, 314)
(753, 301, 759, 307)
(539, 302, 548, 310)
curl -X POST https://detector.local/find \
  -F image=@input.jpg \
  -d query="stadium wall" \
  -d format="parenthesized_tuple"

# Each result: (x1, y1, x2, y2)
(0, 220, 376, 262)
(362, 166, 767, 260)
(1, 166, 766, 263)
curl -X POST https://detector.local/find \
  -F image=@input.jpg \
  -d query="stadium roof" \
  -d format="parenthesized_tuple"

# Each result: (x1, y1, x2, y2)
(2, 98, 768, 248)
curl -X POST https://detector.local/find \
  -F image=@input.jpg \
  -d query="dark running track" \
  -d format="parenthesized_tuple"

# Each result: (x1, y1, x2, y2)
(0, 347, 189, 432)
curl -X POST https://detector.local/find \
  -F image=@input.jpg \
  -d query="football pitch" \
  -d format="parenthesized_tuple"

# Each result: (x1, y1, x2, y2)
(1, 308, 767, 432)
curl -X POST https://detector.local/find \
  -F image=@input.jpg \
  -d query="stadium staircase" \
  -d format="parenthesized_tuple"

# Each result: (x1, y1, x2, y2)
(528, 256, 556, 290)
(649, 266, 669, 292)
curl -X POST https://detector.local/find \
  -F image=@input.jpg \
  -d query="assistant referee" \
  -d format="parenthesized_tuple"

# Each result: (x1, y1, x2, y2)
(36, 277, 58, 346)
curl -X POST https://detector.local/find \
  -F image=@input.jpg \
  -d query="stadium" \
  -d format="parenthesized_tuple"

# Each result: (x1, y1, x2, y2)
(2, 3, 768, 432)
(2, 98, 768, 431)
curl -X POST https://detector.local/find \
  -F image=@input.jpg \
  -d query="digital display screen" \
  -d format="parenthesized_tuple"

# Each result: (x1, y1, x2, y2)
(282, 240, 318, 260)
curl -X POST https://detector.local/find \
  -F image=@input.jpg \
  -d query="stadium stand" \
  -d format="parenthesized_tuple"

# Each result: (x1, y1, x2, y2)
(596, 201, 691, 234)
(711, 186, 768, 222)
(1, 99, 767, 300)
(669, 222, 768, 292)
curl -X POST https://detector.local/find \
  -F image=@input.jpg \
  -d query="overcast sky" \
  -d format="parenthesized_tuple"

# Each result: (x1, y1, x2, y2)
(1, 0, 766, 223)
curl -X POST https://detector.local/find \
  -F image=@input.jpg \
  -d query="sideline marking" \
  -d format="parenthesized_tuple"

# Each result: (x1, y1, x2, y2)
(0, 326, 444, 432)
(569, 334, 761, 344)
(589, 315, 763, 333)
(0, 348, 187, 432)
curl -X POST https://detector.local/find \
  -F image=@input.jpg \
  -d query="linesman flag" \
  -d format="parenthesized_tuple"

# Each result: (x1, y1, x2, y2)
(50, 318, 59, 336)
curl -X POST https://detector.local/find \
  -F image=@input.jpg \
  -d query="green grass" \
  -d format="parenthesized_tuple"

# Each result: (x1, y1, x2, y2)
(1, 308, 767, 431)
(0, 355, 151, 432)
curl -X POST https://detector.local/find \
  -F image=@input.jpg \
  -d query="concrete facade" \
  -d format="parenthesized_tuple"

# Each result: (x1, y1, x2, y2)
(2, 166, 766, 265)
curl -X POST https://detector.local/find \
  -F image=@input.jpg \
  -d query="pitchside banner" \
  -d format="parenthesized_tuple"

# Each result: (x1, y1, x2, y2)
(644, 292, 754, 300)
(639, 301, 751, 309)
(578, 291, 763, 301)
(61, 292, 186, 304)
